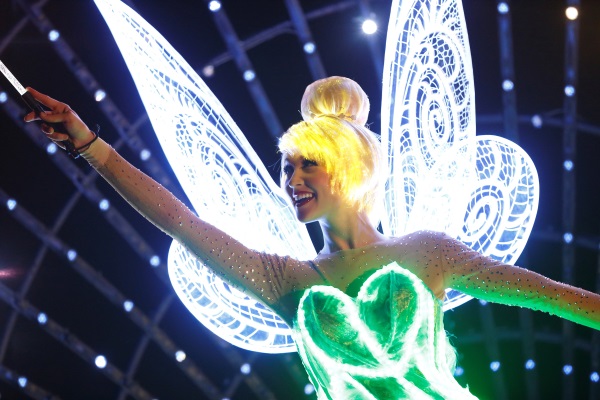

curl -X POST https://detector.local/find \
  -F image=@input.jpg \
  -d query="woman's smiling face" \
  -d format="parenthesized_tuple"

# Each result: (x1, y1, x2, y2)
(281, 154, 343, 223)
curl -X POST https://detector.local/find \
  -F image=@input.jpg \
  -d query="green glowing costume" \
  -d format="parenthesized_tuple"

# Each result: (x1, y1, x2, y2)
(295, 263, 476, 399)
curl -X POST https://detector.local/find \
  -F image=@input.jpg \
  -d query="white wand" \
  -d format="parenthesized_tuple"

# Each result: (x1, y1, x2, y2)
(0, 60, 78, 157)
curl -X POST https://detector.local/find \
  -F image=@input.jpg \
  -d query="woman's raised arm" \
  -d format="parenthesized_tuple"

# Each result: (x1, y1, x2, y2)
(439, 233, 600, 330)
(24, 88, 321, 316)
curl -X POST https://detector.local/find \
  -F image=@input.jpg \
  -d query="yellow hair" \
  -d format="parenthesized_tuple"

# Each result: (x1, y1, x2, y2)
(300, 76, 370, 125)
(279, 77, 383, 219)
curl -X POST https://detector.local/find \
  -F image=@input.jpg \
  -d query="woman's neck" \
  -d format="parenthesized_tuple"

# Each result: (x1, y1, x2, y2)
(318, 209, 385, 254)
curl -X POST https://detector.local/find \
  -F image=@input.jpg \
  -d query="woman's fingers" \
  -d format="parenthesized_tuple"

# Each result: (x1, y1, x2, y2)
(26, 87, 62, 109)
(38, 109, 71, 125)
(45, 130, 70, 143)
(23, 110, 38, 122)
(23, 88, 94, 148)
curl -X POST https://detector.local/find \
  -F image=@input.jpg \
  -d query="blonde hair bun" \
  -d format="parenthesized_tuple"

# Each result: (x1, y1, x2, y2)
(300, 76, 370, 126)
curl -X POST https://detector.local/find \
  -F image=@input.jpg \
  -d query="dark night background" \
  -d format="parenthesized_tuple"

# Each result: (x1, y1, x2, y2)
(0, 0, 599, 399)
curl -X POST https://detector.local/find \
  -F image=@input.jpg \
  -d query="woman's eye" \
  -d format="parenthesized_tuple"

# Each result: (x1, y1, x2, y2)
(302, 159, 317, 168)
(282, 165, 293, 176)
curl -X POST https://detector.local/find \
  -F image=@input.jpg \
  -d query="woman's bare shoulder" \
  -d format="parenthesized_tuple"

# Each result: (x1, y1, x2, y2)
(386, 230, 450, 249)
(384, 231, 449, 297)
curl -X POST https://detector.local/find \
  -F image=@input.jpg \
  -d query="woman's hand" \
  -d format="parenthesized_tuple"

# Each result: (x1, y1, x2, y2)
(23, 88, 95, 149)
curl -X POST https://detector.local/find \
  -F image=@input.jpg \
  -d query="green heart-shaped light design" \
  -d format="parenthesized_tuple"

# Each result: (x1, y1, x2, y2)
(295, 263, 477, 399)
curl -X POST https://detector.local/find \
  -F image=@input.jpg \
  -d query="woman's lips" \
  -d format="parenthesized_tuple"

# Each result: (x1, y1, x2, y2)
(293, 193, 315, 207)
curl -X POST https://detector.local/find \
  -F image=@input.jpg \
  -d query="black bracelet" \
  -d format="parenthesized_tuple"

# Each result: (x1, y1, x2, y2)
(63, 140, 80, 159)
(67, 124, 100, 159)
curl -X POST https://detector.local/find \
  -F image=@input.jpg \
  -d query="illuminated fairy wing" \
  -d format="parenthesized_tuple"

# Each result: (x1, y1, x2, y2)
(457, 136, 539, 266)
(95, 0, 315, 353)
(381, 0, 476, 238)
(381, 0, 539, 310)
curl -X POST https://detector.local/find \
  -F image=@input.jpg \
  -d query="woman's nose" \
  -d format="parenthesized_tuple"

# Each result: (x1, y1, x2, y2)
(288, 170, 303, 187)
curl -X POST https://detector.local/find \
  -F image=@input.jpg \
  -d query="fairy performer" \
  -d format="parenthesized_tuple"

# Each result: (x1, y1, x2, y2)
(24, 75, 599, 399)
(22, 0, 600, 398)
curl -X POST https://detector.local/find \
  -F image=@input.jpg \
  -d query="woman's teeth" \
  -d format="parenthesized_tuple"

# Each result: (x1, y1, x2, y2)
(294, 193, 314, 207)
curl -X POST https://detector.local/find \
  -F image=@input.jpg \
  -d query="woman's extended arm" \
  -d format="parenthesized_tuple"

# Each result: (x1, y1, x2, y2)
(439, 233, 600, 330)
(24, 89, 320, 313)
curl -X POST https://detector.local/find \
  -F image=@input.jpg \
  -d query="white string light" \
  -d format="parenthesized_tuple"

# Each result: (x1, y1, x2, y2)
(99, 199, 110, 211)
(149, 255, 160, 267)
(208, 1, 221, 12)
(95, 355, 107, 369)
(37, 313, 48, 325)
(361, 19, 377, 34)
(303, 42, 315, 54)
(67, 249, 77, 261)
(175, 350, 186, 362)
(240, 363, 251, 375)
(202, 65, 215, 77)
(140, 149, 151, 161)
(46, 142, 58, 154)
(565, 7, 578, 20)
(490, 361, 501, 372)
(565, 85, 575, 97)
(48, 29, 60, 41)
(94, 89, 107, 102)
(502, 79, 514, 91)
(243, 70, 255, 81)
(563, 160, 574, 171)
(6, 199, 17, 211)
(304, 383, 315, 395)
(123, 300, 134, 312)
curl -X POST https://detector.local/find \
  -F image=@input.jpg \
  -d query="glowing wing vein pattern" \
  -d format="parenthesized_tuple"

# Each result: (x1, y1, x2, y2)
(459, 136, 539, 266)
(381, 0, 538, 310)
(95, 0, 315, 353)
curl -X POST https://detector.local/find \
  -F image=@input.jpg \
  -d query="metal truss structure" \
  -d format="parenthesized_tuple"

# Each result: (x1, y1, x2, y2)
(0, 0, 598, 399)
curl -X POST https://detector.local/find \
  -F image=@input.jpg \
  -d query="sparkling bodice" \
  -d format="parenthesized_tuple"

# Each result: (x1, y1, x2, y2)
(294, 263, 477, 400)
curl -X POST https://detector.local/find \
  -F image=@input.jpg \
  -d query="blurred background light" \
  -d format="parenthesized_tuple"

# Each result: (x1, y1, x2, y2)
(240, 363, 251, 375)
(362, 19, 378, 35)
(208, 1, 221, 12)
(566, 7, 579, 20)
(95, 355, 107, 369)
(48, 29, 60, 41)
(490, 361, 501, 372)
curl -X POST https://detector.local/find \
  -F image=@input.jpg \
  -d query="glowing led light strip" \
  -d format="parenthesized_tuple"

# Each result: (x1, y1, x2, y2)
(295, 264, 478, 398)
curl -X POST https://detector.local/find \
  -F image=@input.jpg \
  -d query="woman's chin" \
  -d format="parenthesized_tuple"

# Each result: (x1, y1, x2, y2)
(295, 212, 315, 224)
